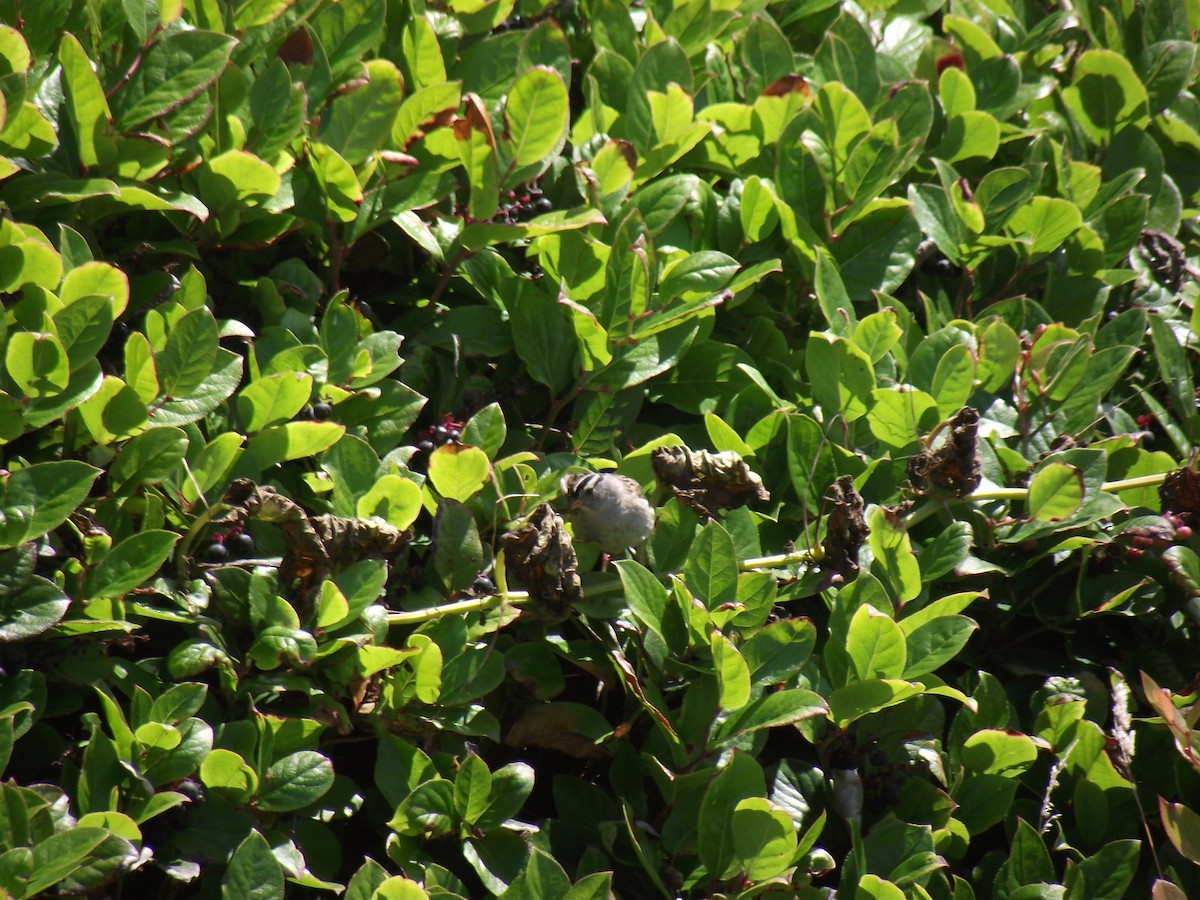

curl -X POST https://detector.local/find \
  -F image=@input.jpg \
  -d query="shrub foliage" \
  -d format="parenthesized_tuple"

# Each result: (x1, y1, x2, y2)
(1, 0, 1199, 897)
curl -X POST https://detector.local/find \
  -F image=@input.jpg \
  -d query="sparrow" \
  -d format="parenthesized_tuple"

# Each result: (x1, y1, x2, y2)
(560, 472, 656, 553)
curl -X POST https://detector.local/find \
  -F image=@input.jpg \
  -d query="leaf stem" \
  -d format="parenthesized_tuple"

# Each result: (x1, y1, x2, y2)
(905, 472, 1170, 527)
(386, 547, 822, 626)
(386, 590, 530, 625)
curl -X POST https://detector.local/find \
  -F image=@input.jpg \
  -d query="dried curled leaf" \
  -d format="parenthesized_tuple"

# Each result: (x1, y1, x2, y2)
(214, 479, 408, 592)
(822, 475, 868, 579)
(1160, 466, 1200, 528)
(907, 406, 982, 497)
(501, 503, 582, 615)
(650, 446, 770, 520)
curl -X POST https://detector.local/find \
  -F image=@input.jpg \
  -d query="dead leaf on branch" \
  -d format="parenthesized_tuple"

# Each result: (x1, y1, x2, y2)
(907, 406, 982, 497)
(1160, 466, 1200, 528)
(821, 475, 869, 579)
(212, 479, 408, 597)
(500, 503, 582, 617)
(651, 446, 770, 520)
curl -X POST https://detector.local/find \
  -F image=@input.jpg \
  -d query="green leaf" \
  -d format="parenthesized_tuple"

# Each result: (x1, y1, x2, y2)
(868, 506, 922, 603)
(828, 679, 923, 728)
(715, 688, 828, 740)
(684, 521, 738, 610)
(814, 248, 857, 336)
(1149, 314, 1195, 425)
(740, 175, 780, 242)
(390, 778, 456, 837)
(733, 797, 797, 881)
(786, 413, 838, 514)
(509, 284, 576, 392)
(1006, 196, 1082, 257)
(1027, 462, 1084, 521)
(698, 751, 766, 881)
(257, 751, 334, 812)
(246, 421, 344, 469)
(504, 66, 568, 169)
(109, 427, 188, 495)
(1062, 49, 1150, 142)
(427, 445, 490, 503)
(237, 372, 313, 433)
(58, 34, 113, 168)
(357, 475, 422, 531)
(847, 604, 907, 681)
(615, 558, 670, 644)
(54, 295, 115, 373)
(393, 81, 462, 147)
(1002, 818, 1055, 890)
(115, 30, 237, 129)
(321, 58, 405, 166)
(816, 81, 872, 172)
(711, 632, 751, 711)
(853, 309, 903, 364)
(0, 576, 70, 642)
(454, 753, 493, 825)
(247, 57, 306, 161)
(200, 748, 258, 799)
(0, 461, 101, 549)
(434, 500, 484, 594)
(919, 522, 973, 582)
(807, 333, 875, 422)
(196, 150, 281, 218)
(1066, 840, 1142, 899)
(26, 828, 108, 896)
(931, 344, 977, 417)
(222, 830, 283, 900)
(476, 761, 535, 830)
(462, 402, 506, 459)
(938, 111, 1000, 163)
(961, 729, 1037, 776)
(455, 93, 500, 221)
(6, 330, 69, 398)
(156, 307, 219, 399)
(903, 616, 978, 677)
(84, 530, 179, 600)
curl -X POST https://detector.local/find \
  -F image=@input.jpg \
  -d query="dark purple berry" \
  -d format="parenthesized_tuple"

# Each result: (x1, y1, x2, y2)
(313, 401, 333, 420)
(473, 576, 495, 594)
(298, 405, 314, 420)
(446, 428, 461, 442)
(418, 440, 435, 452)
(228, 532, 255, 557)
(206, 543, 229, 563)
(535, 197, 553, 212)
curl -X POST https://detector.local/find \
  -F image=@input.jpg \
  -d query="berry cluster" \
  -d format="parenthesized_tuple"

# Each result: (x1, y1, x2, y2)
(204, 528, 255, 563)
(497, 185, 553, 224)
(416, 413, 465, 454)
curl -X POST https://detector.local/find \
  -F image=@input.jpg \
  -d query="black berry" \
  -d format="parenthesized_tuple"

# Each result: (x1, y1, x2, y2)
(206, 543, 229, 563)
(313, 401, 333, 420)
(535, 197, 553, 212)
(228, 532, 255, 557)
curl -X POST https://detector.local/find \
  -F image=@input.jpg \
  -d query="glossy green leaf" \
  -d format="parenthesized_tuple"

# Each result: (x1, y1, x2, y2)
(221, 830, 283, 900)
(427, 444, 490, 502)
(684, 521, 739, 611)
(109, 427, 188, 494)
(1027, 462, 1084, 522)
(1062, 49, 1150, 141)
(711, 632, 751, 711)
(257, 751, 334, 812)
(0, 461, 101, 549)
